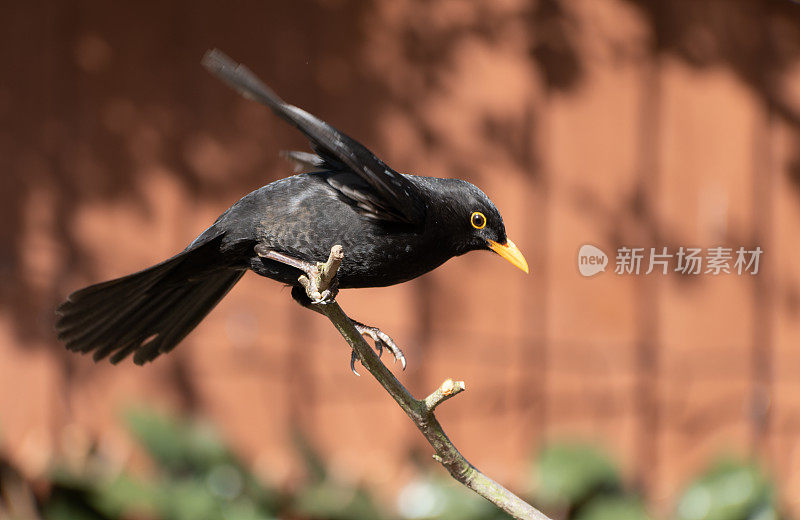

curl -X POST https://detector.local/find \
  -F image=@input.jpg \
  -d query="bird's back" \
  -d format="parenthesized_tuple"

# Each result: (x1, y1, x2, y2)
(203, 172, 453, 288)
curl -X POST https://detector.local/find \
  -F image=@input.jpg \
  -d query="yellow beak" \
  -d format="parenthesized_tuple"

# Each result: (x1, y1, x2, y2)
(487, 239, 529, 274)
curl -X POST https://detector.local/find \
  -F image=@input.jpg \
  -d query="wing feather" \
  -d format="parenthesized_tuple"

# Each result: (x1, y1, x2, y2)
(202, 49, 425, 225)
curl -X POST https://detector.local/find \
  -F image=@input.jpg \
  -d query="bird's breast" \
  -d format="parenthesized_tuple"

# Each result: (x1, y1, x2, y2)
(334, 231, 451, 288)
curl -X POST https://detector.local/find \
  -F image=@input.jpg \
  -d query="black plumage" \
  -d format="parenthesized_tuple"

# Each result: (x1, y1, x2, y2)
(55, 50, 528, 366)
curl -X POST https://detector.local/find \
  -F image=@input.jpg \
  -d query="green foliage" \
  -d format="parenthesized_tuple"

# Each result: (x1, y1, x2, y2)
(534, 442, 621, 506)
(124, 407, 235, 475)
(291, 428, 390, 520)
(676, 459, 780, 520)
(532, 443, 788, 520)
(10, 411, 789, 520)
(394, 476, 507, 520)
(575, 496, 652, 520)
(48, 461, 279, 520)
(42, 407, 392, 520)
(294, 480, 389, 520)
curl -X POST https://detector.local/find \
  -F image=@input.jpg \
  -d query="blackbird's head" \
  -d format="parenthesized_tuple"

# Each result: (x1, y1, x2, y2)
(433, 179, 529, 274)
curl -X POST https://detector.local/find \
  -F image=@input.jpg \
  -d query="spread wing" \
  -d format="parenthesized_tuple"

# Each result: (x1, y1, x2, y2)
(202, 49, 425, 225)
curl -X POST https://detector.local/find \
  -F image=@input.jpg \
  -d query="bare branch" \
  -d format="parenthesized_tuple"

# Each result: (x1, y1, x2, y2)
(424, 378, 466, 412)
(298, 245, 551, 520)
(316, 245, 343, 291)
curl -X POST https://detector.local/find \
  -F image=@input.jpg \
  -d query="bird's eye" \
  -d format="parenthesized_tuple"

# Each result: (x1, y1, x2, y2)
(470, 211, 486, 230)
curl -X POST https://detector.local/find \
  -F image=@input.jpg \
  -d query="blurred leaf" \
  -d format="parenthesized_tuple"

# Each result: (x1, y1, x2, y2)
(124, 407, 233, 475)
(294, 480, 389, 520)
(89, 473, 158, 517)
(675, 458, 776, 520)
(396, 476, 507, 520)
(155, 478, 222, 520)
(575, 496, 651, 520)
(220, 497, 278, 520)
(535, 442, 621, 506)
(43, 484, 116, 520)
(45, 408, 283, 519)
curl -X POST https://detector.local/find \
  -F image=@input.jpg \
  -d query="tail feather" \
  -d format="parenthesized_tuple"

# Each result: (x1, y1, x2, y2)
(89, 284, 194, 361)
(130, 270, 244, 365)
(106, 283, 201, 364)
(60, 293, 152, 351)
(56, 294, 147, 350)
(55, 236, 245, 364)
(55, 251, 188, 338)
(57, 264, 176, 333)
(65, 263, 170, 304)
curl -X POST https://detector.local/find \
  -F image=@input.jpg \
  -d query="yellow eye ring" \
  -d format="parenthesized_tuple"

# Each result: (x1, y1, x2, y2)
(471, 211, 486, 229)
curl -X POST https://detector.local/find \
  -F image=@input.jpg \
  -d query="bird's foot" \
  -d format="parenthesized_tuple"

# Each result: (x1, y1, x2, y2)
(305, 275, 339, 304)
(255, 244, 341, 303)
(349, 321, 407, 376)
(311, 289, 332, 304)
(299, 248, 343, 304)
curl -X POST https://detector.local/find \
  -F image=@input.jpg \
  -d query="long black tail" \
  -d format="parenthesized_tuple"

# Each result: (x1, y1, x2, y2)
(55, 237, 245, 365)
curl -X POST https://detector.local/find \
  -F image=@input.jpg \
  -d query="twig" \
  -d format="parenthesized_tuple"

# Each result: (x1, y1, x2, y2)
(423, 378, 466, 412)
(301, 245, 551, 520)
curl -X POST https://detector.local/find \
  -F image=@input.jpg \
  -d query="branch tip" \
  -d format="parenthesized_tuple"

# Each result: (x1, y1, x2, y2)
(312, 244, 343, 294)
(424, 378, 466, 412)
(442, 378, 466, 395)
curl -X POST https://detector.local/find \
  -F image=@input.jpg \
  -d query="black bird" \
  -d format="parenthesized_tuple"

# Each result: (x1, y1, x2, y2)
(55, 49, 529, 369)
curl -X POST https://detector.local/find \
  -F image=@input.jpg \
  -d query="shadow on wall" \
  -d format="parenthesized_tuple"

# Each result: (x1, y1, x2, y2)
(623, 0, 800, 125)
(0, 1, 377, 347)
(0, 0, 585, 347)
(622, 0, 800, 203)
(2, 0, 800, 347)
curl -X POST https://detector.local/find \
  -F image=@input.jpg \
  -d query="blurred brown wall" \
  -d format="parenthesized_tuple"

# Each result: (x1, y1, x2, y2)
(1, 0, 799, 514)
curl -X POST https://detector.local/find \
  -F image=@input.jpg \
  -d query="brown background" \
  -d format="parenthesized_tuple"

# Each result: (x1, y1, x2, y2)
(1, 0, 800, 515)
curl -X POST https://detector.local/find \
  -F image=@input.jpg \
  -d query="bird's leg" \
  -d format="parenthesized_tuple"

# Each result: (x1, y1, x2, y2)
(290, 285, 407, 375)
(256, 244, 408, 375)
(255, 243, 338, 303)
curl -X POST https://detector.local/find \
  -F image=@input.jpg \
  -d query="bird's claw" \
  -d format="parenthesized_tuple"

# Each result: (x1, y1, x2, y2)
(309, 288, 333, 304)
(300, 274, 338, 304)
(350, 322, 407, 374)
(350, 350, 361, 376)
